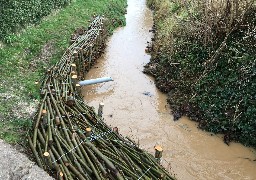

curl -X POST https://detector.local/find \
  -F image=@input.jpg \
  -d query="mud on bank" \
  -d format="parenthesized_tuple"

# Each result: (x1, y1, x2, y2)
(144, 0, 256, 147)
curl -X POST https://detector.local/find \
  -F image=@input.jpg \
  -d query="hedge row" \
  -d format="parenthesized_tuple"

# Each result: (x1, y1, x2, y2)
(0, 0, 71, 41)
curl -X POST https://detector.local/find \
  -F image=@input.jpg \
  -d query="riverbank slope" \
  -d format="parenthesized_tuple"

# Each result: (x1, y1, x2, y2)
(144, 0, 256, 147)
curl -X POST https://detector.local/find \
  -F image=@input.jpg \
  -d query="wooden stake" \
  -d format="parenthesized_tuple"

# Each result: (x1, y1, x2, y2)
(42, 109, 47, 125)
(98, 102, 104, 118)
(44, 152, 50, 157)
(154, 145, 163, 159)
(35, 81, 39, 88)
(70, 71, 76, 76)
(89, 45, 93, 69)
(71, 75, 78, 86)
(55, 116, 60, 126)
(113, 127, 119, 133)
(59, 171, 64, 178)
(86, 127, 92, 138)
(66, 96, 75, 107)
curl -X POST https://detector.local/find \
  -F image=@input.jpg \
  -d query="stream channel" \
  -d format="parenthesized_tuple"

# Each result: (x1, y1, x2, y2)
(82, 0, 256, 179)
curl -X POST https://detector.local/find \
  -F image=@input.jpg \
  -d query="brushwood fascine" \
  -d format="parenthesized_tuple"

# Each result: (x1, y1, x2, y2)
(29, 16, 174, 180)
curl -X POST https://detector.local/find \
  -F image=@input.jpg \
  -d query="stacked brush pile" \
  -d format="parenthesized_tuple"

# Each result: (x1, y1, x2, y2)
(29, 16, 174, 180)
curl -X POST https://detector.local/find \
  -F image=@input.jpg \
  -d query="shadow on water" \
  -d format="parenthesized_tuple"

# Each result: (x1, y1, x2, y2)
(82, 0, 256, 179)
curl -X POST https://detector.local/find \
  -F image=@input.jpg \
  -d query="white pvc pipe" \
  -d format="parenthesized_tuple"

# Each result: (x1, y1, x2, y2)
(78, 77, 113, 86)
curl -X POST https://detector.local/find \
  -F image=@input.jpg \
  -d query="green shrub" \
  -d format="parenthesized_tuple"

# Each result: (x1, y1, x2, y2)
(146, 0, 256, 147)
(0, 0, 71, 41)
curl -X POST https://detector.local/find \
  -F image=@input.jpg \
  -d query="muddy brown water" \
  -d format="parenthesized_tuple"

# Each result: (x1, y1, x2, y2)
(82, 0, 256, 179)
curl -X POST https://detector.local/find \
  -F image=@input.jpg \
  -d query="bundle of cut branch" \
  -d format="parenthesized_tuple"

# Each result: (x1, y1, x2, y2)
(29, 16, 174, 180)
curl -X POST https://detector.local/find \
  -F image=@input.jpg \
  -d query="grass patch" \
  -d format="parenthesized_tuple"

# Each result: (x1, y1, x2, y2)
(0, 0, 127, 145)
(0, 119, 32, 143)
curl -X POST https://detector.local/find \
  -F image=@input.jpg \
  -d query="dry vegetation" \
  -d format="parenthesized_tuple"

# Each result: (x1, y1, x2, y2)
(145, 0, 256, 147)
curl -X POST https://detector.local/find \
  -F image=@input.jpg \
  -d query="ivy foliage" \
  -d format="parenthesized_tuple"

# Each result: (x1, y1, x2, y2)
(146, 0, 256, 147)
(0, 0, 71, 41)
(192, 29, 256, 146)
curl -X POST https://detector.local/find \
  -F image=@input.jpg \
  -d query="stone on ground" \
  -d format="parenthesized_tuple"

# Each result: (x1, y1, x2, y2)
(0, 140, 53, 180)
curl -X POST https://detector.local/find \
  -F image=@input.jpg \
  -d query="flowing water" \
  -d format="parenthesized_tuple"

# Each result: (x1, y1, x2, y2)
(82, 0, 256, 179)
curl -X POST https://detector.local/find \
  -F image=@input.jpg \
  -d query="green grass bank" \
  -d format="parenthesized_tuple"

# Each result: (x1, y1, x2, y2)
(0, 0, 71, 41)
(145, 0, 256, 147)
(0, 0, 127, 144)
